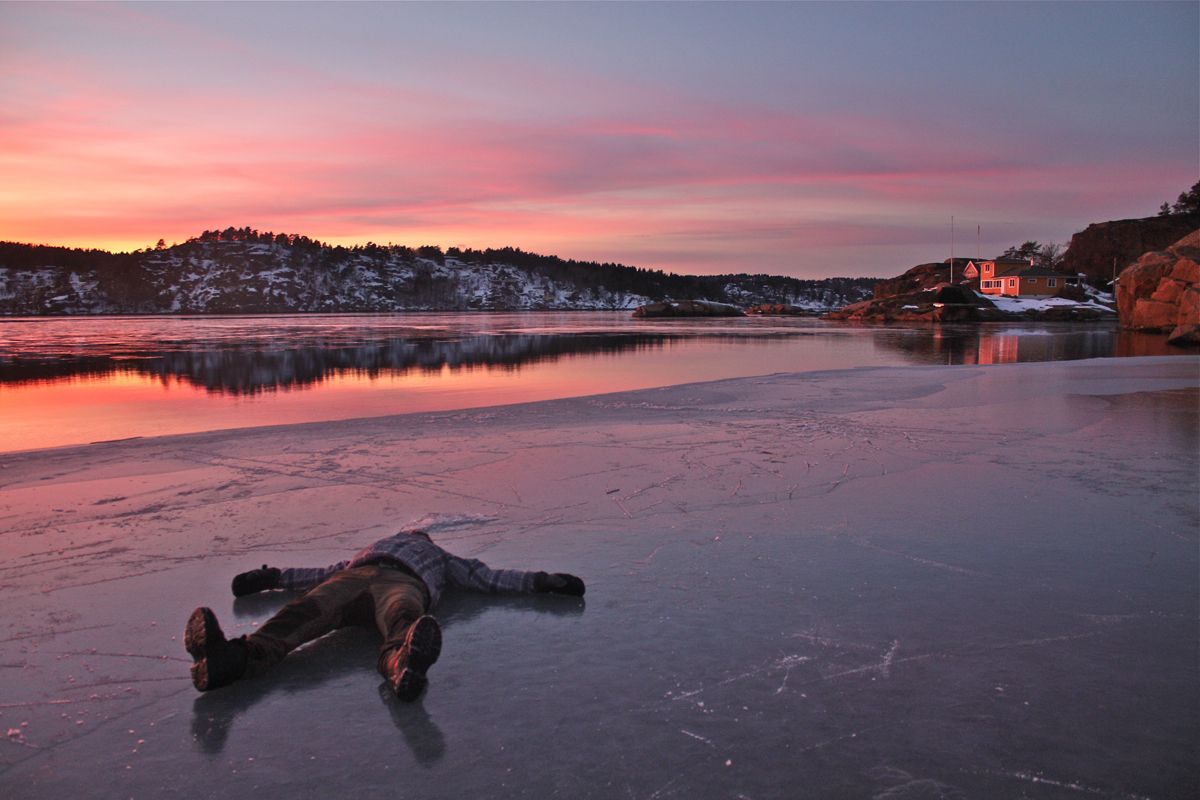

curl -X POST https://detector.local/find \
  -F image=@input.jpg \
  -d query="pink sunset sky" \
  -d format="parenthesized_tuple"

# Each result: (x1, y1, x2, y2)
(1, 1, 1196, 278)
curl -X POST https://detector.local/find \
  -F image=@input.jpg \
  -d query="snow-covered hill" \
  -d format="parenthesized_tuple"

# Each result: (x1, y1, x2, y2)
(0, 236, 875, 315)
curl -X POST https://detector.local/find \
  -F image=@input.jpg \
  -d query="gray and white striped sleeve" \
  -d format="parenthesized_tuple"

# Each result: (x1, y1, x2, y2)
(445, 555, 538, 595)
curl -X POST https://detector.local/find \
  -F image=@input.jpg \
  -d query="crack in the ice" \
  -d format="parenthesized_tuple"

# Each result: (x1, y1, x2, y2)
(679, 729, 715, 747)
(0, 624, 115, 644)
(979, 769, 1154, 800)
(44, 650, 191, 663)
(851, 539, 986, 577)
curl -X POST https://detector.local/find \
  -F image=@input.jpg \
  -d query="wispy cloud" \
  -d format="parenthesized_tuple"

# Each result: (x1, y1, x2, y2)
(0, 2, 1194, 276)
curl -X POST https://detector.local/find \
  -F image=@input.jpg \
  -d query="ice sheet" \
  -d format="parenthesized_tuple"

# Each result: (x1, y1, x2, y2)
(2, 357, 1197, 798)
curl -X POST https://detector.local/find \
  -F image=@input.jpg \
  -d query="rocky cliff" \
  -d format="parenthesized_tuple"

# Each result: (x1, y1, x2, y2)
(1061, 213, 1200, 285)
(1115, 230, 1200, 346)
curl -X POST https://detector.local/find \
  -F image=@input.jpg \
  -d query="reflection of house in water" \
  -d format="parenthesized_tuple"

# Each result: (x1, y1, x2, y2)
(969, 326, 1122, 364)
(873, 324, 1126, 366)
(974, 330, 1022, 364)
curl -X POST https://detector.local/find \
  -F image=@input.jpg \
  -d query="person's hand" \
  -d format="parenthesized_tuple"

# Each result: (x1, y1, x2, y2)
(231, 565, 281, 597)
(534, 572, 585, 597)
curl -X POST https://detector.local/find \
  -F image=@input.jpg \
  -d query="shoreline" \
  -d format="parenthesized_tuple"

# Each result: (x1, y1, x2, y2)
(0, 351, 1188, 460)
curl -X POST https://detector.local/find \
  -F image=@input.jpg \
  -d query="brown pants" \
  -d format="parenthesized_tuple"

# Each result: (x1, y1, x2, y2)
(245, 564, 430, 677)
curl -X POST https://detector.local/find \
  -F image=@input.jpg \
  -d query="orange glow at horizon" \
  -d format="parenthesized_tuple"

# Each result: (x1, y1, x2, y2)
(2, 2, 1195, 278)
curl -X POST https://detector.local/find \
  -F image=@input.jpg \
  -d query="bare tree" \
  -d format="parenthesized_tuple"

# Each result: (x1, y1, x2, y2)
(1037, 242, 1064, 270)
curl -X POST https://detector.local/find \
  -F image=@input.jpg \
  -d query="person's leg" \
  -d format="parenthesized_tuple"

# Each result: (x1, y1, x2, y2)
(186, 565, 380, 691)
(372, 568, 441, 701)
(245, 565, 378, 673)
(185, 607, 248, 691)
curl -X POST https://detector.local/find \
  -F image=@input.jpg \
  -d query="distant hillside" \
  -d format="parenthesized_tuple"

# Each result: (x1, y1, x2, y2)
(0, 228, 875, 315)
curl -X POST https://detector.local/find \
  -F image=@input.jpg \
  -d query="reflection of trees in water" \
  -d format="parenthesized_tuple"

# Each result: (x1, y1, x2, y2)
(3, 323, 1173, 395)
(0, 333, 682, 394)
(872, 324, 1123, 365)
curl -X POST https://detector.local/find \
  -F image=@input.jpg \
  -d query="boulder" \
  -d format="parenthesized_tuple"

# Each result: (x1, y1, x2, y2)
(1150, 278, 1186, 305)
(746, 303, 811, 316)
(1115, 250, 1174, 320)
(1116, 230, 1200, 345)
(632, 300, 745, 318)
(1167, 288, 1200, 346)
(1131, 298, 1180, 331)
(1171, 257, 1200, 284)
(931, 284, 977, 305)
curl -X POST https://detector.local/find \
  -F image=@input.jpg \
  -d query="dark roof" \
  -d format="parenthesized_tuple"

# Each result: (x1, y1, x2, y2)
(1014, 266, 1072, 278)
(965, 257, 1031, 265)
(975, 258, 1035, 276)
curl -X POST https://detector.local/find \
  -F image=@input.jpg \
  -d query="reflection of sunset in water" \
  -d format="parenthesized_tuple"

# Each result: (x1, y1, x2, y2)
(3, 315, 1190, 453)
(4, 337, 833, 451)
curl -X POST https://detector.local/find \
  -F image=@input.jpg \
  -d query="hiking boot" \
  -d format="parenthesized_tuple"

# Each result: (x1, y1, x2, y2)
(384, 615, 442, 702)
(185, 607, 248, 692)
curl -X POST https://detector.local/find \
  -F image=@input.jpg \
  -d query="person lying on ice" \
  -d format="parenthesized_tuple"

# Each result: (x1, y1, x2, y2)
(184, 528, 585, 701)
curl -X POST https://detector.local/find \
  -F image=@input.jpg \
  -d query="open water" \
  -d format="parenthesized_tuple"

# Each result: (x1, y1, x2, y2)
(0, 312, 1181, 452)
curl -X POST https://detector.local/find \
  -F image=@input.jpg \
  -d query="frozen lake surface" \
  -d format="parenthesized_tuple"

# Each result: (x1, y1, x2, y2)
(0, 312, 1180, 452)
(1, 356, 1197, 798)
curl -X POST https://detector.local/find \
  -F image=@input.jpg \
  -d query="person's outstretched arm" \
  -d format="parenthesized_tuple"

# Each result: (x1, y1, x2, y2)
(231, 559, 351, 596)
(445, 555, 585, 597)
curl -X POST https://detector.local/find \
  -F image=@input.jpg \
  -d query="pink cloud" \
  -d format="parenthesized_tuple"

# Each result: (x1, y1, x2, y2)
(0, 35, 1189, 278)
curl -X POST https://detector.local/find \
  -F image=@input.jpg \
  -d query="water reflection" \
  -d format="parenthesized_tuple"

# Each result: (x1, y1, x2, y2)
(0, 332, 680, 395)
(1, 314, 1186, 452)
(871, 323, 1171, 366)
(0, 317, 1155, 395)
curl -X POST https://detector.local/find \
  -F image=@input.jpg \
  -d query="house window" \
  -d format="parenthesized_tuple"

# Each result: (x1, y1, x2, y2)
(984, 265, 992, 274)
(1007, 279, 1016, 287)
(1048, 278, 1057, 287)
(1027, 278, 1037, 284)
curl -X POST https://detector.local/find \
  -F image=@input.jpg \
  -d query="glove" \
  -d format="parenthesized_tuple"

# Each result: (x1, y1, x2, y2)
(231, 565, 281, 597)
(533, 572, 585, 597)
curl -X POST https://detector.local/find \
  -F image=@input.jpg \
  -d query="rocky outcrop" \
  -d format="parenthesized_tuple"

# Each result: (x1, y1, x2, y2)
(1062, 213, 1200, 286)
(1116, 230, 1200, 346)
(746, 303, 813, 315)
(872, 262, 952, 299)
(632, 300, 745, 318)
(826, 284, 1006, 323)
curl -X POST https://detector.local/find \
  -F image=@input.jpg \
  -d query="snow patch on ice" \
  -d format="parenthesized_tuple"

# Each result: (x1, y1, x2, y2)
(404, 513, 497, 533)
